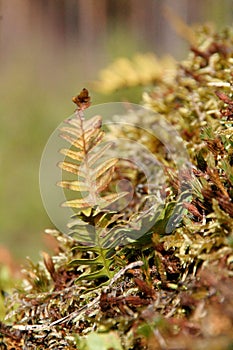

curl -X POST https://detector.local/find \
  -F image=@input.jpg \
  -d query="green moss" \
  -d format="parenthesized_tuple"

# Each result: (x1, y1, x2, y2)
(1, 25, 233, 349)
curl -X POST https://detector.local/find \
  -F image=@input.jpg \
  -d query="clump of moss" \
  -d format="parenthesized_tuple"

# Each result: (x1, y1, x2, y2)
(1, 25, 233, 350)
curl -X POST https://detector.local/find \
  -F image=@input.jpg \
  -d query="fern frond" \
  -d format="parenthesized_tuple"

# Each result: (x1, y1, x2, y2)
(58, 111, 123, 213)
(57, 99, 190, 285)
(57, 107, 132, 283)
(59, 148, 84, 161)
(69, 245, 115, 283)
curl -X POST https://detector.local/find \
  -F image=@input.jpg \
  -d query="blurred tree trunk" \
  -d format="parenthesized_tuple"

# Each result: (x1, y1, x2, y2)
(0, 0, 31, 55)
(77, 0, 107, 46)
(0, 0, 232, 60)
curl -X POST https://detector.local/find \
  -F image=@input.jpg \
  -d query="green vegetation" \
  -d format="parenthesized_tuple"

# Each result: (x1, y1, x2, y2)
(1, 25, 233, 349)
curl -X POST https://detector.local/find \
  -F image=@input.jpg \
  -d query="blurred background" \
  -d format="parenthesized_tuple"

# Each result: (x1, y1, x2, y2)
(0, 0, 232, 262)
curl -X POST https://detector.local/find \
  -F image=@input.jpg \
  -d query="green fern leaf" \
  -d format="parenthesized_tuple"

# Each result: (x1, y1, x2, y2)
(69, 243, 116, 282)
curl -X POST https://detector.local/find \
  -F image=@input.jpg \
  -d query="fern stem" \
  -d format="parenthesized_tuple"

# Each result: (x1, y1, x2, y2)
(95, 229, 112, 279)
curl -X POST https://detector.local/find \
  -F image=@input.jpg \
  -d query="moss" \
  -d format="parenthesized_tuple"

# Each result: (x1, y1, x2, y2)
(1, 25, 233, 349)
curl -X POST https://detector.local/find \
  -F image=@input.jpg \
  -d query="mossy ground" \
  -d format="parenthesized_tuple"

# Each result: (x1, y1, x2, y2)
(1, 25, 233, 350)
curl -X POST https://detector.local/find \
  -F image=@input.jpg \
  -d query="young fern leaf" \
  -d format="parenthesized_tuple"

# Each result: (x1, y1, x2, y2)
(57, 113, 124, 213)
(57, 105, 128, 284)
